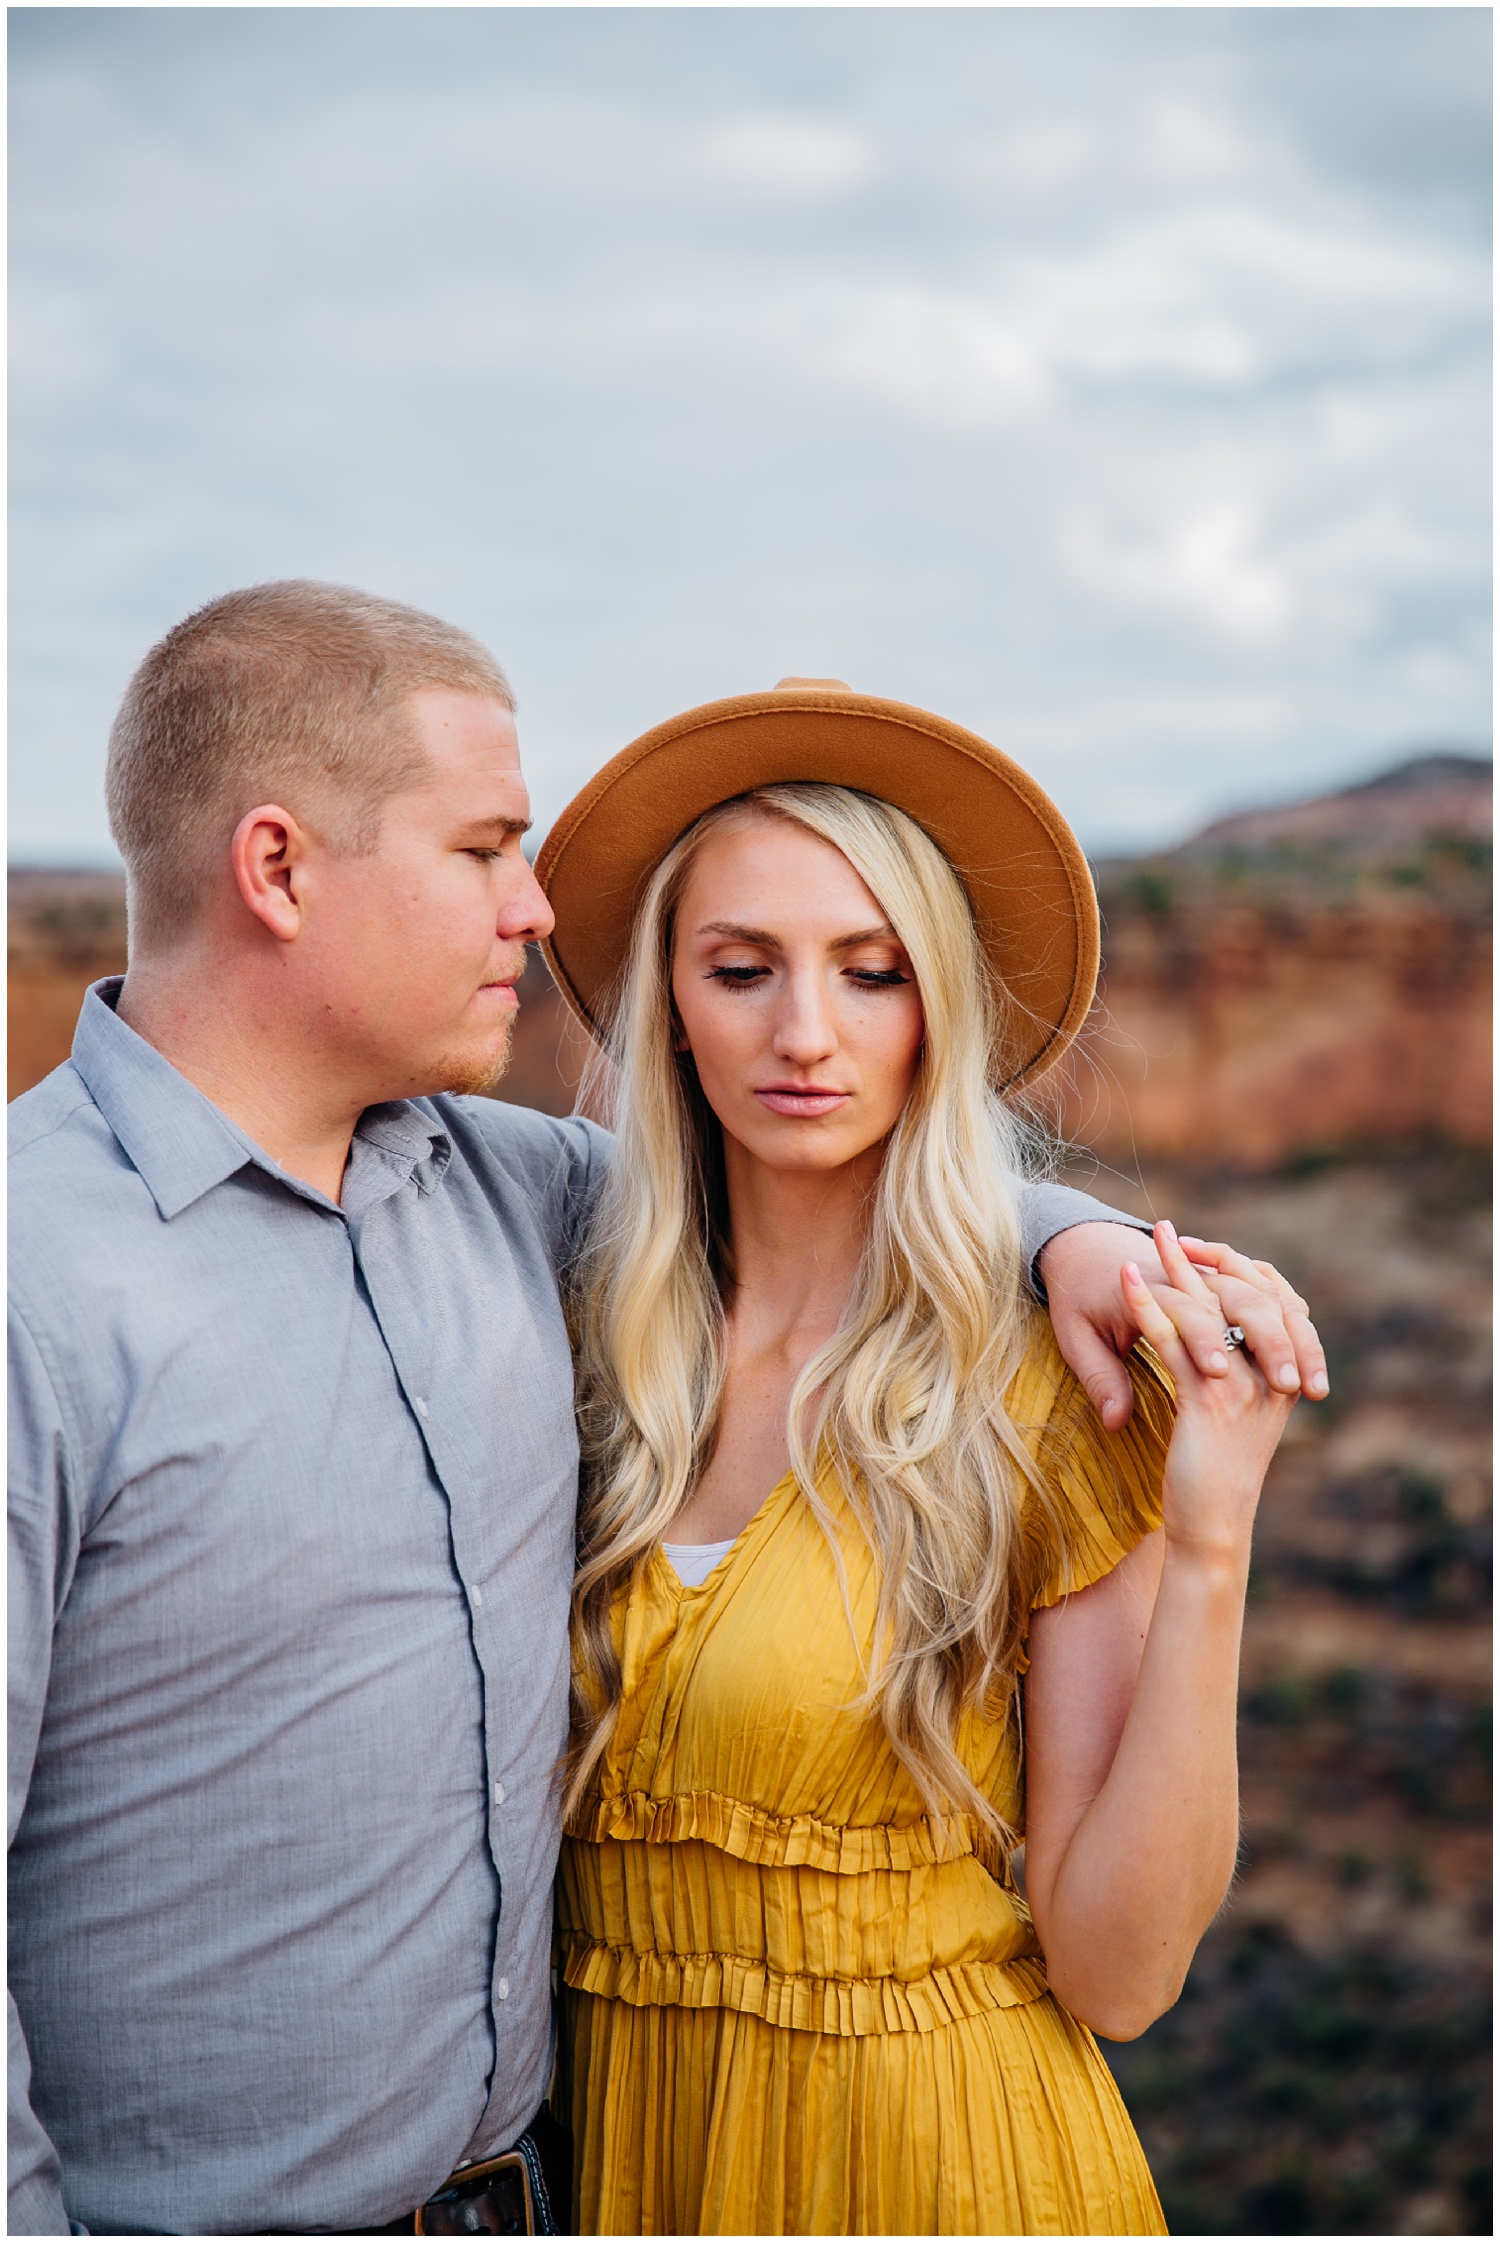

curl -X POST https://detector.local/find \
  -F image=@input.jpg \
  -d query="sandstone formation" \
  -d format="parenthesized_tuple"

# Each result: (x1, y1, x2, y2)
(1053, 753, 1491, 1169)
(9, 753, 1491, 1173)
(8, 869, 130, 1103)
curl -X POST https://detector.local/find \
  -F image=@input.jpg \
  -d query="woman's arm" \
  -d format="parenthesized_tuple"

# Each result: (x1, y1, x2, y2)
(1022, 1221, 1295, 2041)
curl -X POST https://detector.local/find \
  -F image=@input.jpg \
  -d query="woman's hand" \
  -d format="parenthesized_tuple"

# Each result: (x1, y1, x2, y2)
(1122, 1220, 1297, 1562)
(1178, 1232, 1328, 1400)
(1038, 1219, 1328, 1433)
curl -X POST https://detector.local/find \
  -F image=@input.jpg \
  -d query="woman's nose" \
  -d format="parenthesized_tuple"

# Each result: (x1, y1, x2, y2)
(770, 970, 838, 1064)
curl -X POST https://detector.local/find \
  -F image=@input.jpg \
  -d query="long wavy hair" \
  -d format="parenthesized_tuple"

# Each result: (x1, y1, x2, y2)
(564, 783, 1068, 1850)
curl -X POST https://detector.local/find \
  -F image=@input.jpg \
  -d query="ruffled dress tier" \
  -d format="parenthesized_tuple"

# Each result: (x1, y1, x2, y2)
(558, 1331, 1174, 2236)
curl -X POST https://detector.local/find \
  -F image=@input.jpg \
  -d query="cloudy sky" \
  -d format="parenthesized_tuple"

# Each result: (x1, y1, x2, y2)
(10, 6, 1491, 864)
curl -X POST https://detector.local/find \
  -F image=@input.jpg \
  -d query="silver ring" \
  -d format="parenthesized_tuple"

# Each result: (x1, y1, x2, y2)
(1222, 1326, 1246, 1352)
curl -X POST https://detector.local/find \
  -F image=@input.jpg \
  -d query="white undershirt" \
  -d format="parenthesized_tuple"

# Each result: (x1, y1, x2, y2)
(661, 1536, 737, 1588)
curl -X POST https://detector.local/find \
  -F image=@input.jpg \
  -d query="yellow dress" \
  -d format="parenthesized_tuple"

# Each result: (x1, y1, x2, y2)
(558, 1330, 1174, 2236)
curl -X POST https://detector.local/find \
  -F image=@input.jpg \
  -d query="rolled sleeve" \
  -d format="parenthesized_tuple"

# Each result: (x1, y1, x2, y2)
(1015, 1180, 1152, 1302)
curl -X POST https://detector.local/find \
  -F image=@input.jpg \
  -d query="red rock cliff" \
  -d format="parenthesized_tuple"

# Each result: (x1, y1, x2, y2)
(1051, 754, 1491, 1168)
(9, 754, 1491, 1164)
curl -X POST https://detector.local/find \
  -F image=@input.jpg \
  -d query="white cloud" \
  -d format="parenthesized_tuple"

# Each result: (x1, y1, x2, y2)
(1068, 502, 1290, 642)
(8, 8, 1490, 862)
(696, 114, 876, 199)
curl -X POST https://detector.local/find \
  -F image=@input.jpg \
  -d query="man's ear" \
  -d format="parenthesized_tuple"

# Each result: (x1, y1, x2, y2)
(231, 804, 310, 943)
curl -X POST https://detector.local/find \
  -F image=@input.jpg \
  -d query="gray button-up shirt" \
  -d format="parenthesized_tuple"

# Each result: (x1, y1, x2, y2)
(9, 981, 1140, 2236)
(10, 984, 608, 2236)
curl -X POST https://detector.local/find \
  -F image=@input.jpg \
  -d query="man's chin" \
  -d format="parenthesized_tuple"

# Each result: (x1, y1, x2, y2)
(427, 1022, 516, 1099)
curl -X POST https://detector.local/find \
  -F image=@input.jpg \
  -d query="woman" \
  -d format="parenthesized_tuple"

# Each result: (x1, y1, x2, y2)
(538, 682, 1302, 2236)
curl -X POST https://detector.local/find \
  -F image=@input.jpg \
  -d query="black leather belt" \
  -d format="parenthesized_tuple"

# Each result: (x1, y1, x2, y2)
(320, 2107, 569, 2236)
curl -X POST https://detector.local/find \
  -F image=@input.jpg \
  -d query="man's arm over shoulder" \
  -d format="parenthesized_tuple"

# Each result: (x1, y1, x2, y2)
(440, 1116, 1127, 1291)
(1015, 1177, 1150, 1300)
(434, 1094, 615, 1270)
(8, 1309, 85, 2236)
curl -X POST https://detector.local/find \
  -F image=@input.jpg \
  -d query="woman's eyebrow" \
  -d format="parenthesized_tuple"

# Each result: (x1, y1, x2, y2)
(697, 921, 897, 950)
(699, 920, 780, 945)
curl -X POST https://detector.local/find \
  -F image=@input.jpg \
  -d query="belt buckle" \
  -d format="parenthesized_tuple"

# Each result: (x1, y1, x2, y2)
(413, 2148, 535, 2237)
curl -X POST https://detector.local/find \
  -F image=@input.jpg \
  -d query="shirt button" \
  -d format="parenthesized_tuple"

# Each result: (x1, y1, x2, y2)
(412, 1397, 430, 1420)
(469, 1583, 484, 1609)
(493, 1782, 506, 1807)
(496, 1979, 510, 2001)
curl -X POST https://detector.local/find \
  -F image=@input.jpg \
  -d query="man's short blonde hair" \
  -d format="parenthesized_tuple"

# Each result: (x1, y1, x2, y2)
(106, 579, 515, 952)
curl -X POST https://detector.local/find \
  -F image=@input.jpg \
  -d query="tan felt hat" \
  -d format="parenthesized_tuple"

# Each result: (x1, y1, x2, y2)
(535, 679, 1100, 1089)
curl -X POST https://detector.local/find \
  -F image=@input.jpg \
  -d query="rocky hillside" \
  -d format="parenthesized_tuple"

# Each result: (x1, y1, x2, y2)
(12, 752, 1489, 1161)
(1084, 1145, 1490, 2236)
(8, 868, 130, 1102)
(1055, 752, 1491, 1168)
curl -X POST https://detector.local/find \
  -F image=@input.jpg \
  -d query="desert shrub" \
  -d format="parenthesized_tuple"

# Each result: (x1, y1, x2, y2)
(1106, 1935, 1492, 2234)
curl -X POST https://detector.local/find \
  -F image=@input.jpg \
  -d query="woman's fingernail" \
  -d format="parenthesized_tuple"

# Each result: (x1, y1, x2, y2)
(1310, 1372, 1329, 1397)
(1125, 1263, 1143, 1287)
(1209, 1351, 1229, 1371)
(1279, 1365, 1299, 1390)
(1160, 1219, 1177, 1241)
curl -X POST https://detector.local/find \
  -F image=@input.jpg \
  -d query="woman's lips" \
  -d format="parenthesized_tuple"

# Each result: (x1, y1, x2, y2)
(754, 1087, 851, 1118)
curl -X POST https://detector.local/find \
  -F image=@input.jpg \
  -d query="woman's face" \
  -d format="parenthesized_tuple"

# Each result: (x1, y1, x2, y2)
(670, 814, 927, 1179)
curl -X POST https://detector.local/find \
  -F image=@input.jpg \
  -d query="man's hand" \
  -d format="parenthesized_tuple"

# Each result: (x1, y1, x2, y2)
(1037, 1220, 1329, 1430)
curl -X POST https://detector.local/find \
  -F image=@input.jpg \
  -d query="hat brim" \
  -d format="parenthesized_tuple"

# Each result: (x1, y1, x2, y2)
(535, 686, 1099, 1090)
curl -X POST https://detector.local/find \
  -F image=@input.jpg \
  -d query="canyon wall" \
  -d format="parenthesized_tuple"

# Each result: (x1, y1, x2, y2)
(10, 753, 1490, 1171)
(1057, 759, 1490, 1168)
(8, 869, 131, 1104)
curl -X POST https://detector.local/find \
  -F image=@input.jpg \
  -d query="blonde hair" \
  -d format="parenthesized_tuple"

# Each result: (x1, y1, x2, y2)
(106, 579, 515, 953)
(566, 783, 1067, 1851)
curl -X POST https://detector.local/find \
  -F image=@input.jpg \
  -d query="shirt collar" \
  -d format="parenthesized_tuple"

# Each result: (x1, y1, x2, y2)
(71, 980, 452, 1221)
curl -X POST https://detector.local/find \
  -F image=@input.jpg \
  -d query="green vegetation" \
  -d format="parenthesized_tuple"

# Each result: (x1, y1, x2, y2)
(1096, 1147, 1491, 2235)
(1388, 834, 1492, 889)
(1119, 866, 1178, 917)
(1098, 822, 1490, 918)
(1108, 1934, 1492, 2235)
(1242, 1671, 1490, 1826)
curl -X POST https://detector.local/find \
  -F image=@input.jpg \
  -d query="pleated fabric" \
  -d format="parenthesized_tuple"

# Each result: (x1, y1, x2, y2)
(559, 1327, 1175, 2236)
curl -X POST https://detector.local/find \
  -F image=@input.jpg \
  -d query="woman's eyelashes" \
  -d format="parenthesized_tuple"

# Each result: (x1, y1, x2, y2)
(706, 963, 768, 988)
(703, 960, 912, 990)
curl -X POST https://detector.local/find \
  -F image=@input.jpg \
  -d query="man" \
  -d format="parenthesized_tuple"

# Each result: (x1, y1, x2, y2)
(9, 583, 1323, 2236)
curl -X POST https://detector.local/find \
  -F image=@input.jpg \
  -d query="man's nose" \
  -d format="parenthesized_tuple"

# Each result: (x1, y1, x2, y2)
(499, 857, 555, 946)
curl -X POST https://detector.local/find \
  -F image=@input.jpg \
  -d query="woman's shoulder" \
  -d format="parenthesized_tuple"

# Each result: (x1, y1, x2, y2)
(1008, 1314, 1176, 1610)
(1008, 1314, 1173, 1443)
